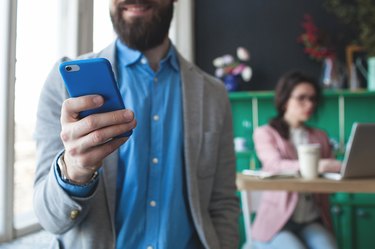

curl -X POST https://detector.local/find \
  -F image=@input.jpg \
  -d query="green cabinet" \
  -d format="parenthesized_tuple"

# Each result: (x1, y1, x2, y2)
(229, 90, 375, 249)
(330, 194, 375, 249)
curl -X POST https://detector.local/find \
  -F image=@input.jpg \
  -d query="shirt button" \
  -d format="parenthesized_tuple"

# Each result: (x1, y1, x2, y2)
(150, 201, 157, 207)
(141, 58, 147, 64)
(147, 246, 153, 249)
(70, 210, 80, 220)
(154, 77, 158, 83)
(152, 158, 158, 164)
(153, 115, 159, 121)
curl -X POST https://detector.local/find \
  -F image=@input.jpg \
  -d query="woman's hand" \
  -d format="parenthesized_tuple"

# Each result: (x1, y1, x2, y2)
(318, 159, 341, 173)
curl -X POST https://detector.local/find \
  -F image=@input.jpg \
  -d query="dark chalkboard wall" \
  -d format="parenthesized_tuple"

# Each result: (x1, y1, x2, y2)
(194, 0, 353, 90)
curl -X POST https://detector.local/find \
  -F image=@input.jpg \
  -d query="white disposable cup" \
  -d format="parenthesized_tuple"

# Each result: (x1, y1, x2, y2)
(234, 137, 247, 152)
(297, 144, 321, 179)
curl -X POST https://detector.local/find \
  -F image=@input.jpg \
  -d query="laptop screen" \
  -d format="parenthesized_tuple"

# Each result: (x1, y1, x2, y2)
(340, 123, 375, 179)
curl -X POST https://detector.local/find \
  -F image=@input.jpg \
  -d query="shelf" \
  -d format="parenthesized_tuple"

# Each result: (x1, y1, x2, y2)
(229, 90, 375, 100)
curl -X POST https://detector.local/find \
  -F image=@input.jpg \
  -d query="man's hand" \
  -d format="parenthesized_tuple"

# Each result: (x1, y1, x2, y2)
(60, 95, 136, 184)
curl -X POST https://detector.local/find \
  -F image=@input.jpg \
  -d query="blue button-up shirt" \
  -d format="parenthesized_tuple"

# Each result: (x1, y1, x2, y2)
(114, 40, 198, 249)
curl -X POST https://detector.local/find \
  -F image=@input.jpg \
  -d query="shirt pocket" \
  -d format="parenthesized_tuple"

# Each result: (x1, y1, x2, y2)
(198, 131, 220, 178)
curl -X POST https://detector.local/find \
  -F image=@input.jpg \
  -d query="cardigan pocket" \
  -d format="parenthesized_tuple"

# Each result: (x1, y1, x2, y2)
(198, 132, 219, 178)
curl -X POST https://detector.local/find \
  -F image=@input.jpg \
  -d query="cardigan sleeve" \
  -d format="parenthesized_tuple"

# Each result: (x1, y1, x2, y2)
(253, 126, 300, 172)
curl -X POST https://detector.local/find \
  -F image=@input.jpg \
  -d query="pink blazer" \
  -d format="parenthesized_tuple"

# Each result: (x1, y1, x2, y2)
(251, 125, 333, 242)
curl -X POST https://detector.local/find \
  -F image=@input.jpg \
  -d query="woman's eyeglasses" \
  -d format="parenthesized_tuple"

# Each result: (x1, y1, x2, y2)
(290, 94, 317, 104)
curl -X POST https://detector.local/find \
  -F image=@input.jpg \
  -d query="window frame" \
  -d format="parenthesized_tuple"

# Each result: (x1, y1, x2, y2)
(0, 0, 17, 242)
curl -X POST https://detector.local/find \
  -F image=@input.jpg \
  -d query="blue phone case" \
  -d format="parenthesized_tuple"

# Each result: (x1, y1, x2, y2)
(59, 58, 132, 137)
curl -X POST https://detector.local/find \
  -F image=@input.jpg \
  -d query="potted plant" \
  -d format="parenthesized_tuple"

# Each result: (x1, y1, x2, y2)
(298, 14, 345, 89)
(324, 0, 375, 90)
(212, 47, 252, 92)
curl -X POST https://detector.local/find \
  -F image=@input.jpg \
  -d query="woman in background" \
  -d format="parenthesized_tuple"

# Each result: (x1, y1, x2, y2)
(251, 71, 340, 249)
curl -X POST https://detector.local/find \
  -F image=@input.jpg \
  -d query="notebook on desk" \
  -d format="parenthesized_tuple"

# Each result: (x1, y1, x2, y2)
(322, 123, 375, 180)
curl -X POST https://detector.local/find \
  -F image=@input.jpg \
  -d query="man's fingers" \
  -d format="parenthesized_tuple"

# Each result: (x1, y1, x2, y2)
(63, 109, 135, 139)
(61, 95, 104, 123)
(69, 122, 134, 154)
(78, 109, 134, 134)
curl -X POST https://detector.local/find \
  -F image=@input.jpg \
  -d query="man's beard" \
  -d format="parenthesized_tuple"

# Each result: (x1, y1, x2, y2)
(110, 0, 174, 52)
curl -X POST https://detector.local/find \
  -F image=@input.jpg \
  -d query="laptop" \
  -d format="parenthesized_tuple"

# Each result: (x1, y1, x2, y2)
(322, 123, 375, 180)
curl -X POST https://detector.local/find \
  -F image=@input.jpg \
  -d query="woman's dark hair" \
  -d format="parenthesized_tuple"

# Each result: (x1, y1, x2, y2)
(269, 70, 322, 140)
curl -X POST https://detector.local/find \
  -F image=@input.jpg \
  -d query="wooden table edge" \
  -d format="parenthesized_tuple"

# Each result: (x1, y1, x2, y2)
(236, 173, 375, 193)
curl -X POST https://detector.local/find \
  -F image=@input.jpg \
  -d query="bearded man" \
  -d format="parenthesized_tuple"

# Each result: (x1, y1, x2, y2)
(33, 1, 239, 248)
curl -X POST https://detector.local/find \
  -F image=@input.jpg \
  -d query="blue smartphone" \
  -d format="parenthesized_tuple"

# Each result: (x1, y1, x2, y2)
(59, 58, 132, 137)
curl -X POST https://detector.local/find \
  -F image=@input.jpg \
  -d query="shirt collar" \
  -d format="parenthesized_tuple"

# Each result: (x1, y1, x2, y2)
(116, 39, 143, 67)
(116, 39, 179, 72)
(163, 43, 179, 72)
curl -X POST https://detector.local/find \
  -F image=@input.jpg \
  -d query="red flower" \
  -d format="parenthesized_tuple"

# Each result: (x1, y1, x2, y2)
(298, 14, 335, 61)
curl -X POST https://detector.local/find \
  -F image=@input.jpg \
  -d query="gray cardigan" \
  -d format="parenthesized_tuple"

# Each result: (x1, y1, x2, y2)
(33, 42, 239, 249)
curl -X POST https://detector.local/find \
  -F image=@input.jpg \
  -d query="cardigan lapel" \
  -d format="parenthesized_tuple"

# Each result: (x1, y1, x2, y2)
(178, 54, 206, 241)
(284, 139, 298, 159)
(179, 54, 203, 176)
(102, 152, 119, 239)
(99, 42, 118, 82)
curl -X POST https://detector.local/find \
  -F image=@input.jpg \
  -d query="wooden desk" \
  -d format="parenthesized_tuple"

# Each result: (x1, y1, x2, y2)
(236, 173, 375, 248)
(236, 173, 375, 193)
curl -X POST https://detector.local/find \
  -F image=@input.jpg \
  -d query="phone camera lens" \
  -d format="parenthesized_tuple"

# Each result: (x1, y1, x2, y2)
(66, 66, 72, 72)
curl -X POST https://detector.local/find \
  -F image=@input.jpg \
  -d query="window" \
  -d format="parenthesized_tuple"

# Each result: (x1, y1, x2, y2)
(13, 0, 60, 234)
